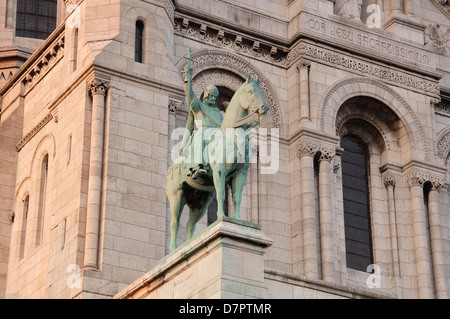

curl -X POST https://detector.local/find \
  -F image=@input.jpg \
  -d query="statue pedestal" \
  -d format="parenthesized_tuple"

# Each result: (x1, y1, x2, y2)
(115, 217, 273, 299)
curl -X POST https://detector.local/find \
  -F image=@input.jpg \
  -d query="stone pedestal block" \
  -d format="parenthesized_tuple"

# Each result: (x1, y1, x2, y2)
(115, 217, 273, 299)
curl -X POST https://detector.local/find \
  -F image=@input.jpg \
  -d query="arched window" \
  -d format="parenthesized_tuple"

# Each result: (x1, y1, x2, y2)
(16, 0, 57, 40)
(341, 135, 374, 272)
(135, 20, 144, 63)
(19, 195, 29, 260)
(36, 154, 49, 246)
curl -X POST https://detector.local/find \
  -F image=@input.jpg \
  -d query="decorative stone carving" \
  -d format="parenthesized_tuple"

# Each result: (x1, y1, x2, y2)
(333, 163, 341, 174)
(298, 141, 319, 158)
(174, 17, 287, 66)
(296, 42, 440, 96)
(424, 24, 450, 57)
(88, 79, 109, 97)
(435, 99, 450, 115)
(408, 173, 427, 188)
(297, 59, 311, 70)
(407, 172, 444, 189)
(17, 113, 54, 151)
(193, 69, 244, 97)
(437, 129, 450, 163)
(334, 0, 363, 20)
(319, 77, 431, 162)
(22, 33, 65, 93)
(168, 99, 184, 113)
(291, 12, 433, 69)
(318, 146, 336, 162)
(384, 176, 397, 189)
(177, 50, 282, 131)
(430, 0, 450, 20)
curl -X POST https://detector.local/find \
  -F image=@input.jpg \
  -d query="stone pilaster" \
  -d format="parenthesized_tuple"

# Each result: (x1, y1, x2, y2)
(428, 183, 448, 299)
(83, 78, 109, 270)
(383, 175, 400, 277)
(297, 59, 311, 121)
(318, 147, 336, 283)
(298, 141, 319, 279)
(407, 173, 433, 299)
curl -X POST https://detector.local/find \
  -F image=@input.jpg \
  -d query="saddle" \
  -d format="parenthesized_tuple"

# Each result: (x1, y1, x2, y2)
(180, 161, 216, 192)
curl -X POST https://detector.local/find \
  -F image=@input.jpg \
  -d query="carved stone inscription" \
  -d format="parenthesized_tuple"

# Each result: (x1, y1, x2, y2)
(297, 42, 440, 97)
(300, 13, 433, 69)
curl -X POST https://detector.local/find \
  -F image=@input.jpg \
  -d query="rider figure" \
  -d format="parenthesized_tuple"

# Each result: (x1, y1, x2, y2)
(180, 65, 223, 179)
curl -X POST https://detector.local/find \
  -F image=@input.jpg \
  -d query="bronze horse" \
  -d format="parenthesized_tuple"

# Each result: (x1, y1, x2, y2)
(165, 75, 269, 252)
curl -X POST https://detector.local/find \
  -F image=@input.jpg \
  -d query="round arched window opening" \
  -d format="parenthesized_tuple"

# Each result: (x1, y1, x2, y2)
(341, 135, 374, 272)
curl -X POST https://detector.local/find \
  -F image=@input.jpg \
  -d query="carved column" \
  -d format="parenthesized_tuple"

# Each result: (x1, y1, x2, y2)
(428, 182, 448, 299)
(318, 147, 336, 283)
(390, 0, 403, 13)
(384, 176, 400, 277)
(83, 78, 109, 270)
(297, 60, 311, 121)
(299, 142, 318, 279)
(5, 0, 14, 28)
(407, 174, 433, 299)
(404, 0, 414, 15)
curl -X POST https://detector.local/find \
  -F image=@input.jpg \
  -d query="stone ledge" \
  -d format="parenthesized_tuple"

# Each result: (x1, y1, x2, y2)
(264, 268, 397, 299)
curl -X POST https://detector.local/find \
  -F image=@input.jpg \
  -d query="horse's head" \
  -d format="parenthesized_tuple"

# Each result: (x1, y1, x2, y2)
(239, 75, 269, 118)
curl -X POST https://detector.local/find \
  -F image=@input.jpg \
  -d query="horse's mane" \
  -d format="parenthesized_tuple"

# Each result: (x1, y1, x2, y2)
(229, 76, 258, 104)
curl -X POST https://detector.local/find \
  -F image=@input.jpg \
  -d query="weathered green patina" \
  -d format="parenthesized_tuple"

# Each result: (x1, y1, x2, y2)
(166, 48, 269, 252)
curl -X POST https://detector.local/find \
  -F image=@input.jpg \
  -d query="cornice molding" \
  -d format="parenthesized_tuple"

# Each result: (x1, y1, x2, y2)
(17, 113, 53, 151)
(174, 15, 288, 67)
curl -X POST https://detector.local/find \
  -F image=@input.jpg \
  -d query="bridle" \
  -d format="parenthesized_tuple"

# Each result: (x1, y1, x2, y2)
(231, 104, 265, 128)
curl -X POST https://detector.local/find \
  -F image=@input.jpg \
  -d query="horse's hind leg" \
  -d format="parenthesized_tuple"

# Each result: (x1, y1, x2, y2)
(169, 190, 185, 252)
(186, 192, 215, 240)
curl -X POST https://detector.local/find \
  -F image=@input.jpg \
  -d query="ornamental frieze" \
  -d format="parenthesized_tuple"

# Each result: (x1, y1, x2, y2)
(296, 42, 440, 97)
(22, 33, 65, 94)
(407, 171, 445, 190)
(177, 50, 282, 131)
(16, 113, 54, 151)
(174, 17, 288, 67)
(294, 12, 434, 71)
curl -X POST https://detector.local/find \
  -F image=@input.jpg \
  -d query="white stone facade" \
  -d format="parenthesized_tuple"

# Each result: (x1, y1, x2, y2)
(0, 0, 449, 299)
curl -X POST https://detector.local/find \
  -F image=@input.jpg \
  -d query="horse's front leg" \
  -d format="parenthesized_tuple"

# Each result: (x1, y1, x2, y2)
(212, 165, 227, 219)
(186, 192, 215, 240)
(230, 166, 249, 220)
(169, 189, 185, 252)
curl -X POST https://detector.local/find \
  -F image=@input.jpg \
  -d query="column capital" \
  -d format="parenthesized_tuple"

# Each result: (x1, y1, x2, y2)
(318, 146, 336, 162)
(296, 59, 311, 71)
(430, 97, 441, 108)
(407, 173, 427, 188)
(298, 141, 318, 158)
(407, 171, 445, 190)
(88, 78, 110, 97)
(384, 175, 397, 189)
(169, 99, 183, 113)
(431, 178, 444, 191)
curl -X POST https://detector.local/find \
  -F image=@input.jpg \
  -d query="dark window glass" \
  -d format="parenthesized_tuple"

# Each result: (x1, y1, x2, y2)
(341, 135, 374, 272)
(135, 20, 144, 63)
(16, 0, 57, 40)
(207, 189, 229, 225)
